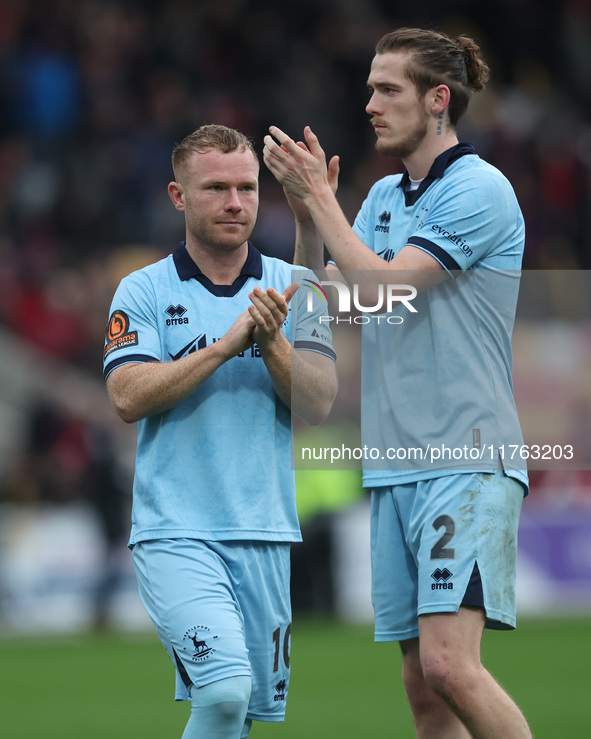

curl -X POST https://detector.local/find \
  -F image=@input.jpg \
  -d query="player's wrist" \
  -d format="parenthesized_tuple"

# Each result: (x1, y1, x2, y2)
(210, 335, 244, 363)
(293, 213, 315, 226)
(256, 329, 289, 358)
(302, 181, 336, 214)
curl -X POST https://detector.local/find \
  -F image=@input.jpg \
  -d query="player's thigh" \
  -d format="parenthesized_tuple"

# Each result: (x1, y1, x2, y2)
(132, 539, 251, 694)
(414, 469, 524, 628)
(370, 486, 420, 641)
(418, 607, 486, 662)
(229, 541, 292, 722)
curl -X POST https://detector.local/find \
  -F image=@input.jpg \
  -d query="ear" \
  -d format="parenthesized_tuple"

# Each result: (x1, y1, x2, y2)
(428, 84, 451, 116)
(168, 181, 185, 211)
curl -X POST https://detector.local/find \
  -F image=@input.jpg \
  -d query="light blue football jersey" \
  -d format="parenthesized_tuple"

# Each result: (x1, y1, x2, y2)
(104, 242, 335, 546)
(352, 143, 528, 490)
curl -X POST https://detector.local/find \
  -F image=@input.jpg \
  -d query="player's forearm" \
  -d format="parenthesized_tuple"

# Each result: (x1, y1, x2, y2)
(291, 349, 338, 425)
(302, 188, 448, 302)
(293, 218, 325, 270)
(106, 342, 231, 423)
(303, 185, 389, 272)
(261, 335, 337, 425)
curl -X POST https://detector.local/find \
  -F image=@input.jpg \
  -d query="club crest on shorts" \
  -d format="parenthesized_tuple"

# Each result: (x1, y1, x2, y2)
(182, 625, 218, 662)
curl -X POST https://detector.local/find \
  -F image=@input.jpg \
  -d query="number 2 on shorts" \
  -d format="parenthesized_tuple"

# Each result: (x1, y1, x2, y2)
(430, 514, 456, 559)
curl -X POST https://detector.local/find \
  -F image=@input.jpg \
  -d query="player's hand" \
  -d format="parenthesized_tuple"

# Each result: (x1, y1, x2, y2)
(263, 126, 338, 206)
(282, 140, 340, 223)
(248, 283, 299, 349)
(218, 310, 257, 359)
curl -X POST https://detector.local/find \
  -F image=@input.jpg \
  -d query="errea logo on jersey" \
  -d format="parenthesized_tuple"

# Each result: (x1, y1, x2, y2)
(375, 211, 391, 233)
(165, 304, 189, 326)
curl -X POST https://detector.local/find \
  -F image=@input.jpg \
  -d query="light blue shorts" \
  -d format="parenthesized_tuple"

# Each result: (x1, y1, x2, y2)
(370, 469, 524, 642)
(132, 538, 292, 722)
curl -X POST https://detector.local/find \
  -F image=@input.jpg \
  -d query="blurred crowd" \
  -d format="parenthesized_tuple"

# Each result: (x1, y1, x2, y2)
(1, 0, 591, 515)
(2, 0, 591, 372)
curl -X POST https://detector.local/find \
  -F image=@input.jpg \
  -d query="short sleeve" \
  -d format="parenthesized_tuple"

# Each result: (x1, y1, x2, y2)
(290, 269, 336, 362)
(103, 270, 162, 379)
(407, 169, 524, 273)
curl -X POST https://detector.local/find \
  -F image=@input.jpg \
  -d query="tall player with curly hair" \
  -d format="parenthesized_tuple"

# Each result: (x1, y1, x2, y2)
(264, 28, 532, 738)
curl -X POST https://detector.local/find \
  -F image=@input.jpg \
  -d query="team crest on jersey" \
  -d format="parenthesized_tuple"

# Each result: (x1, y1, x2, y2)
(181, 625, 218, 662)
(104, 309, 138, 359)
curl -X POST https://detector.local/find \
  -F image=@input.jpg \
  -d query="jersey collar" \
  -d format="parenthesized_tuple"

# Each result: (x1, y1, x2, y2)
(398, 142, 477, 206)
(172, 241, 263, 297)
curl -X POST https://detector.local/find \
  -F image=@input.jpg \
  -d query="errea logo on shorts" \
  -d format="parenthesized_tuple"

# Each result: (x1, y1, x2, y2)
(274, 678, 287, 702)
(431, 568, 454, 590)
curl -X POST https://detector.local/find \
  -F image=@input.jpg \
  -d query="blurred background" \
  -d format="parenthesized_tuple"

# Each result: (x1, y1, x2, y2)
(0, 3, 590, 731)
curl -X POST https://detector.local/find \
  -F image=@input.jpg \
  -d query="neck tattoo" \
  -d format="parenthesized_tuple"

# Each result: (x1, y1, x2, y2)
(436, 112, 444, 136)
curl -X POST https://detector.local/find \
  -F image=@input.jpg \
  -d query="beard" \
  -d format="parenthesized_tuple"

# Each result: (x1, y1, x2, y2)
(374, 115, 429, 159)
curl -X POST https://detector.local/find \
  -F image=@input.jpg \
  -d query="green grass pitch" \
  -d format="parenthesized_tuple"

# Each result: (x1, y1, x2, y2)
(0, 616, 588, 737)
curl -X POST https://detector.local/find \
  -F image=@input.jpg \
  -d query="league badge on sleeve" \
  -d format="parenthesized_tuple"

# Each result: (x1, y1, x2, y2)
(104, 309, 138, 359)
